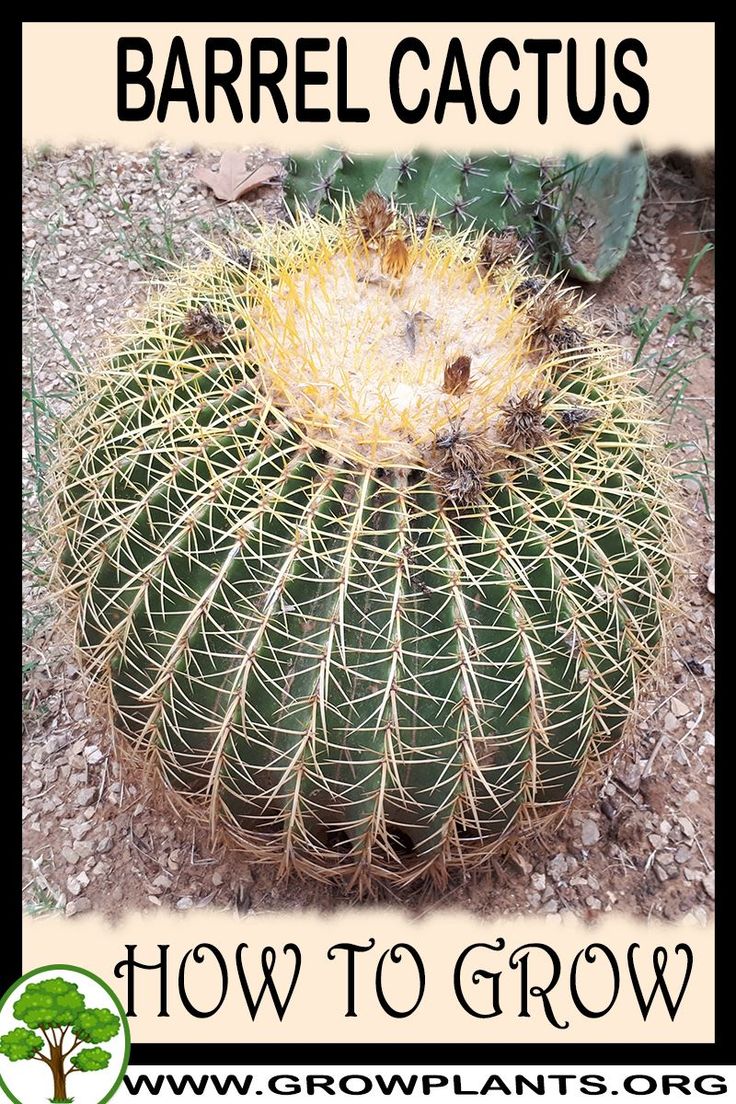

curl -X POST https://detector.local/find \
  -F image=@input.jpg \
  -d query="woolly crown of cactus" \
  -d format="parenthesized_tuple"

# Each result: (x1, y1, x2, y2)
(53, 197, 674, 891)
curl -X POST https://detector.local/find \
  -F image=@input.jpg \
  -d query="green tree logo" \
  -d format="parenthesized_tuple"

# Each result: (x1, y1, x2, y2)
(0, 967, 129, 1104)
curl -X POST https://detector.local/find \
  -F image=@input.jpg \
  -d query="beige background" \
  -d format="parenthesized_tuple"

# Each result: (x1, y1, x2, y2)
(23, 912, 714, 1043)
(23, 22, 714, 155)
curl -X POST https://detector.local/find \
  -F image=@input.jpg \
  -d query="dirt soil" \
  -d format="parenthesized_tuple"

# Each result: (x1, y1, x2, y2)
(22, 148, 715, 925)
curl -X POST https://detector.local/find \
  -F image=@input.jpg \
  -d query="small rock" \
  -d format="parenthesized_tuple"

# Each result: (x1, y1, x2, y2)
(615, 762, 642, 792)
(674, 846, 692, 864)
(70, 822, 92, 841)
(707, 569, 715, 595)
(76, 871, 90, 888)
(670, 697, 690, 718)
(678, 817, 695, 838)
(654, 863, 671, 882)
(61, 846, 79, 865)
(148, 896, 162, 907)
(664, 712, 680, 733)
(581, 820, 600, 847)
(66, 876, 82, 896)
(542, 899, 559, 913)
(585, 895, 602, 910)
(684, 868, 703, 883)
(212, 870, 225, 887)
(66, 898, 92, 916)
(648, 833, 664, 849)
(658, 271, 676, 291)
(547, 854, 568, 882)
(531, 872, 546, 892)
(96, 837, 113, 854)
(176, 896, 194, 910)
(702, 871, 715, 899)
(75, 786, 97, 807)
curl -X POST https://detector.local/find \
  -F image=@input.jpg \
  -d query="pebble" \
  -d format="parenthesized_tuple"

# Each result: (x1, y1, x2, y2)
(531, 872, 546, 892)
(581, 820, 600, 847)
(176, 896, 194, 910)
(66, 898, 91, 916)
(703, 871, 715, 899)
(659, 272, 676, 291)
(75, 786, 97, 807)
(664, 712, 680, 733)
(615, 762, 642, 791)
(547, 854, 569, 881)
(61, 846, 79, 865)
(66, 875, 82, 896)
(674, 846, 692, 864)
(670, 697, 690, 718)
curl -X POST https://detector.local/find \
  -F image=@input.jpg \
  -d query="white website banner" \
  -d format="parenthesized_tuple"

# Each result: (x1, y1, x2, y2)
(115, 1065, 731, 1100)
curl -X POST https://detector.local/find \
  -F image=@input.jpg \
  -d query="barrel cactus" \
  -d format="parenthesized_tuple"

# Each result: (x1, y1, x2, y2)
(52, 194, 674, 892)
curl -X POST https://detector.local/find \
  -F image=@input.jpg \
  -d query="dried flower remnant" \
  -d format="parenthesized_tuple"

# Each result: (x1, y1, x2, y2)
(478, 228, 521, 273)
(380, 235, 411, 279)
(499, 390, 548, 451)
(429, 418, 495, 506)
(443, 355, 471, 396)
(354, 190, 394, 247)
(183, 307, 226, 347)
(560, 407, 597, 433)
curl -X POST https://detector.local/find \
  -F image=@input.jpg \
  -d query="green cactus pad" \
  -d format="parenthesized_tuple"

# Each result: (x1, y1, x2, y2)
(285, 150, 543, 234)
(549, 150, 648, 282)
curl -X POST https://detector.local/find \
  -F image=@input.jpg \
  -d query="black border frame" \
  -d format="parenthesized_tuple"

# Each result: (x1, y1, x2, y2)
(14, 17, 725, 1069)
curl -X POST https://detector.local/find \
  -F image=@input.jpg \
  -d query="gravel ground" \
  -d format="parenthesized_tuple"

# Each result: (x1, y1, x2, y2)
(22, 146, 715, 924)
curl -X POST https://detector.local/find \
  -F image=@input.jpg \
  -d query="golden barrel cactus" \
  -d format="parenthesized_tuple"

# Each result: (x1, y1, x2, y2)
(53, 197, 674, 891)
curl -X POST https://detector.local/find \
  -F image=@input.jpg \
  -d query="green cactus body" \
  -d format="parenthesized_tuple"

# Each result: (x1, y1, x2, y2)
(54, 205, 673, 890)
(285, 150, 543, 235)
(548, 150, 649, 282)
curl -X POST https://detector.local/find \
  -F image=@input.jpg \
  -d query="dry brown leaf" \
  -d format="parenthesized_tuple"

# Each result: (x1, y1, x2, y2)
(195, 153, 281, 202)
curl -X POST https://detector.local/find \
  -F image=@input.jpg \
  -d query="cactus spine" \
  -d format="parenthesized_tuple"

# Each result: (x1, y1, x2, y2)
(53, 198, 673, 891)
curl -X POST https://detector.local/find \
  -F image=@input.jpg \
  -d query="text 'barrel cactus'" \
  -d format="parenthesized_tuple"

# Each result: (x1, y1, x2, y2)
(53, 196, 674, 891)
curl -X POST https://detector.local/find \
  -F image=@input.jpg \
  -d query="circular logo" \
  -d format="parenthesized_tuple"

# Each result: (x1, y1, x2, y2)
(0, 965, 130, 1104)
